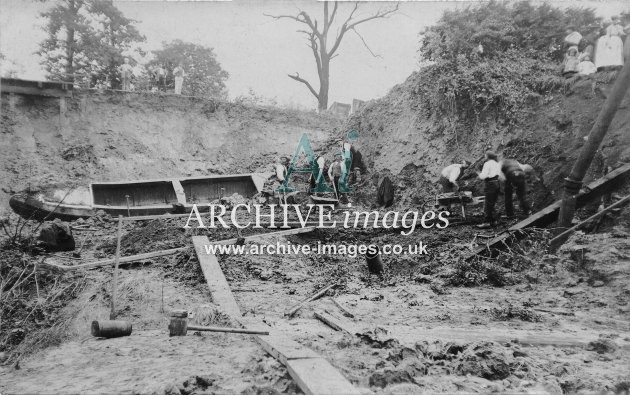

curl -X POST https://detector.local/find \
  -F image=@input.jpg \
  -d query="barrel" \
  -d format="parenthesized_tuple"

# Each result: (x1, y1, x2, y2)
(365, 246, 383, 274)
(91, 320, 132, 338)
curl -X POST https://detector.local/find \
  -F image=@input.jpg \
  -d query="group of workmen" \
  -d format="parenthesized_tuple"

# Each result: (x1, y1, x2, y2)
(440, 151, 535, 229)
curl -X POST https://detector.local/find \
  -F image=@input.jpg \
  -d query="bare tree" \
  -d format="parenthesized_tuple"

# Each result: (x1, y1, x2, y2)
(267, 2, 398, 112)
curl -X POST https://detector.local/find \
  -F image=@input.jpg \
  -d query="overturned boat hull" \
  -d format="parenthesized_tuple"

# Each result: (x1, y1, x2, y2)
(10, 174, 264, 221)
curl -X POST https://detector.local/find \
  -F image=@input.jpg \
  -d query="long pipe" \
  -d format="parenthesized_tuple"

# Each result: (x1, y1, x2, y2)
(556, 39, 630, 242)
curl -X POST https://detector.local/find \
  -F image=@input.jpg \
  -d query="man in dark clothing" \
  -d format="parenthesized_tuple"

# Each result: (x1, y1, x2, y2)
(500, 159, 534, 218)
(477, 151, 502, 229)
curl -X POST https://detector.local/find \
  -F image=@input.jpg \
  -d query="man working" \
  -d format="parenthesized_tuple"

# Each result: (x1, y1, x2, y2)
(500, 158, 534, 218)
(439, 161, 470, 192)
(477, 151, 502, 229)
(328, 155, 344, 199)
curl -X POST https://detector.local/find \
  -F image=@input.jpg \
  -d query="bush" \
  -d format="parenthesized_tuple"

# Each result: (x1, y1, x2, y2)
(420, 1, 599, 62)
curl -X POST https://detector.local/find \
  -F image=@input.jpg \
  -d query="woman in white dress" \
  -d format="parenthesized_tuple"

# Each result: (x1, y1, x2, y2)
(595, 17, 626, 71)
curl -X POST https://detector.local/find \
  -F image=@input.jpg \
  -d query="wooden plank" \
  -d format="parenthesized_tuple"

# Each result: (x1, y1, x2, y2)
(109, 216, 123, 319)
(253, 333, 321, 365)
(1, 84, 72, 97)
(192, 236, 242, 318)
(286, 358, 362, 395)
(186, 325, 269, 335)
(191, 236, 359, 395)
(47, 227, 316, 272)
(314, 310, 359, 336)
(285, 283, 337, 317)
(550, 194, 630, 246)
(389, 326, 618, 349)
(576, 163, 630, 206)
(466, 163, 630, 260)
(44, 246, 189, 271)
(331, 298, 355, 318)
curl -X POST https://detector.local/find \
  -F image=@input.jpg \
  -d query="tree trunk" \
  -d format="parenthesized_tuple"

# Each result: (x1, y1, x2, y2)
(318, 60, 330, 111)
(65, 28, 75, 82)
(64, 0, 77, 83)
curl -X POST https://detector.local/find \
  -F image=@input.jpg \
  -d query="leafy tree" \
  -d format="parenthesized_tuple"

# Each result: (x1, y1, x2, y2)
(83, 1, 145, 88)
(413, 1, 600, 142)
(148, 40, 229, 98)
(37, 0, 144, 86)
(420, 1, 599, 62)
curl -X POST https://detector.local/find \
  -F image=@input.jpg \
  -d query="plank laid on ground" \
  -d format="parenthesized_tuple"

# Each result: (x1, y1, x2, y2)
(46, 227, 317, 272)
(193, 236, 242, 318)
(314, 310, 359, 335)
(285, 283, 337, 317)
(191, 236, 360, 395)
(42, 246, 189, 271)
(388, 326, 627, 349)
(331, 298, 355, 318)
(186, 325, 269, 335)
(286, 358, 362, 395)
(466, 163, 630, 259)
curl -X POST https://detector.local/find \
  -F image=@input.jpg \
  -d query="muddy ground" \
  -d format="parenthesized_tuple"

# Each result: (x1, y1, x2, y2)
(1, 209, 629, 394)
(1, 92, 629, 394)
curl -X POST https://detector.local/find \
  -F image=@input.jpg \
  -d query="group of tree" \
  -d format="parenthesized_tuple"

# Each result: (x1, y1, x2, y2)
(413, 1, 601, 128)
(37, 0, 228, 97)
(420, 1, 599, 62)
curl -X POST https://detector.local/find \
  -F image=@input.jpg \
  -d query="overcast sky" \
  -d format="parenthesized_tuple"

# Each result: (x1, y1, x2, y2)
(1, 0, 628, 109)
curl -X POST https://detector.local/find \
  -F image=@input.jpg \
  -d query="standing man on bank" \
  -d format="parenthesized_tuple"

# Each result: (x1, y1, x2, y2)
(173, 62, 185, 95)
(477, 151, 502, 229)
(119, 57, 133, 91)
(500, 158, 534, 218)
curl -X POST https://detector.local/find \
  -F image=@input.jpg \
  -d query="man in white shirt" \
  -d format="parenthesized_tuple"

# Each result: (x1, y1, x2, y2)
(439, 161, 470, 193)
(119, 58, 133, 91)
(173, 62, 185, 95)
(477, 151, 502, 229)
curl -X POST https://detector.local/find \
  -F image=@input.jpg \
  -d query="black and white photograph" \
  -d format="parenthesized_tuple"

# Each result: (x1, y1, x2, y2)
(1, 0, 630, 393)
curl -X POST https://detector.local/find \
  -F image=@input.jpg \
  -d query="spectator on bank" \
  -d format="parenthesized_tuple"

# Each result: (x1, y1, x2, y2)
(155, 64, 167, 92)
(119, 57, 133, 91)
(577, 54, 597, 75)
(173, 62, 185, 95)
(563, 25, 583, 50)
(562, 46, 580, 77)
(595, 17, 625, 71)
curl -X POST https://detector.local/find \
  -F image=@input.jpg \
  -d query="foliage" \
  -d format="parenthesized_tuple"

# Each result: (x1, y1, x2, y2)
(80, 1, 145, 88)
(37, 0, 145, 87)
(412, 1, 600, 138)
(0, 214, 85, 361)
(148, 40, 229, 98)
(412, 49, 566, 123)
(420, 0, 599, 62)
(234, 88, 278, 107)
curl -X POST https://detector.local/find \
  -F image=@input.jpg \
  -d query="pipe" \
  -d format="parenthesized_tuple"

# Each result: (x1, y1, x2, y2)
(91, 320, 132, 338)
(365, 246, 383, 274)
(556, 39, 630, 238)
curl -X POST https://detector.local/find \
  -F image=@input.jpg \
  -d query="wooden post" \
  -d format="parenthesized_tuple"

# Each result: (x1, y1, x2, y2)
(110, 215, 123, 320)
(80, 95, 88, 115)
(8, 92, 16, 111)
(59, 96, 66, 117)
(557, 39, 630, 239)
